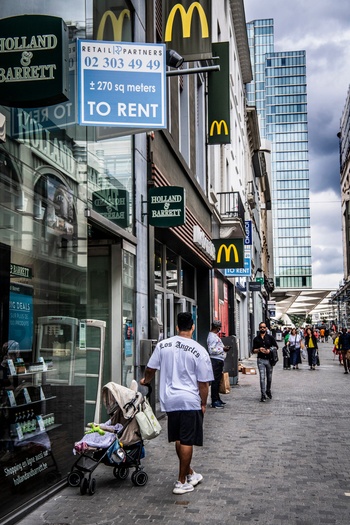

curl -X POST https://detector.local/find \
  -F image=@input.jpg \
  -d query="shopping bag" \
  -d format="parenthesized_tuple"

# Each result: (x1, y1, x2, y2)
(301, 349, 307, 360)
(135, 398, 162, 440)
(219, 372, 230, 394)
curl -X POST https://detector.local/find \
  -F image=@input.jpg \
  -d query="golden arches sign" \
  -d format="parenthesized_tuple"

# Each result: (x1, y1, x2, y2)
(216, 244, 239, 264)
(164, 2, 209, 41)
(209, 119, 229, 136)
(96, 9, 131, 41)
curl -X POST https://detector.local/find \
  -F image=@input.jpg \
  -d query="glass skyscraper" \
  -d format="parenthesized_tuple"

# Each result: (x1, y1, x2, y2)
(247, 19, 312, 288)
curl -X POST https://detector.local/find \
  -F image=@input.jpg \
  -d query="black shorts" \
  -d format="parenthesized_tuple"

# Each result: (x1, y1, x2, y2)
(167, 410, 204, 446)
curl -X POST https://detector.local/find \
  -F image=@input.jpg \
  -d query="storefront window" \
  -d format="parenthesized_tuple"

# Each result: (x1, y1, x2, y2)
(0, 2, 136, 520)
(166, 247, 178, 292)
(87, 137, 134, 233)
(181, 259, 196, 299)
(155, 241, 163, 286)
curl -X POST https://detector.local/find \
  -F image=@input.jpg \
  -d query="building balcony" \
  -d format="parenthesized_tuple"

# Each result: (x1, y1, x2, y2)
(216, 191, 245, 239)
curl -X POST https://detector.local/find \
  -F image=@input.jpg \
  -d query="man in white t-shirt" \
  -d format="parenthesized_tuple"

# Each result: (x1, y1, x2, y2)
(140, 312, 213, 495)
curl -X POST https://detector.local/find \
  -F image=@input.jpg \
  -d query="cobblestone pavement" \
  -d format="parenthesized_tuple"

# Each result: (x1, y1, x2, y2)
(16, 340, 350, 525)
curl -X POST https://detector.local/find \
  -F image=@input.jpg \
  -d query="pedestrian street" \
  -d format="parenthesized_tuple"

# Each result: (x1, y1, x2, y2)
(18, 339, 350, 525)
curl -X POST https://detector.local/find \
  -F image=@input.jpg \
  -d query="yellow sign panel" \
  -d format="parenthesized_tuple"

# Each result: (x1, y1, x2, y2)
(96, 9, 131, 41)
(165, 2, 209, 41)
(209, 119, 229, 136)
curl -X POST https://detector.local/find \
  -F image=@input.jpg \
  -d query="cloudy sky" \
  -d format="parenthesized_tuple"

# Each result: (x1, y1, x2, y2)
(244, 0, 349, 289)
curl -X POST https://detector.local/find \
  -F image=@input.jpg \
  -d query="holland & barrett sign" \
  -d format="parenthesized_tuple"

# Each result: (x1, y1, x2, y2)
(0, 15, 68, 107)
(148, 187, 186, 228)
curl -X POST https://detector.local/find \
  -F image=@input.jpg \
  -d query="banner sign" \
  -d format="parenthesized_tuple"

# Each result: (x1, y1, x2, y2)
(0, 15, 68, 108)
(78, 39, 166, 128)
(163, 0, 212, 61)
(92, 188, 129, 228)
(244, 220, 252, 245)
(9, 283, 33, 353)
(148, 186, 186, 227)
(93, 0, 132, 42)
(208, 42, 230, 144)
(212, 238, 244, 269)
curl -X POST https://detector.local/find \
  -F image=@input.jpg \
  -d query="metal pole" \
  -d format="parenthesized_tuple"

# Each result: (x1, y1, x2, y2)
(166, 65, 220, 76)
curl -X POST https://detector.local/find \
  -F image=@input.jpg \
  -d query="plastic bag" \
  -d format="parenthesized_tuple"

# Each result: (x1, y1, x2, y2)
(135, 399, 161, 440)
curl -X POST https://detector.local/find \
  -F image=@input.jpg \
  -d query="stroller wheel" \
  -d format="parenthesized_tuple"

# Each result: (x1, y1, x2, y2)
(113, 466, 129, 480)
(131, 470, 148, 487)
(88, 477, 96, 495)
(80, 477, 88, 495)
(67, 471, 83, 487)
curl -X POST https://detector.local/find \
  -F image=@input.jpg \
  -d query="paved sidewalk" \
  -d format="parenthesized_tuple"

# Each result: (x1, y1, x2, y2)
(16, 340, 350, 525)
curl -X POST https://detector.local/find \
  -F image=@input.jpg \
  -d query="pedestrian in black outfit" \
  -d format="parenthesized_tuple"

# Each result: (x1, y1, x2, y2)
(338, 327, 350, 374)
(252, 322, 278, 402)
(304, 327, 318, 370)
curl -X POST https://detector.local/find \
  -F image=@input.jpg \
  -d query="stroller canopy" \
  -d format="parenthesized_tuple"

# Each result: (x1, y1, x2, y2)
(102, 382, 143, 420)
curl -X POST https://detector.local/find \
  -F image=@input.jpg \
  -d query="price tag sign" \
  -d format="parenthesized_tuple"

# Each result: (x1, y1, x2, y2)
(78, 39, 167, 128)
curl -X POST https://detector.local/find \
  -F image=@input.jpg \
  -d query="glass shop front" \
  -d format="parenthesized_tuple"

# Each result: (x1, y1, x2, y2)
(0, 1, 136, 521)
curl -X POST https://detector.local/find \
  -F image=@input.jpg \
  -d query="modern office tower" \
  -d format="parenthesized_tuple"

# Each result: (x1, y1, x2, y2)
(247, 19, 312, 288)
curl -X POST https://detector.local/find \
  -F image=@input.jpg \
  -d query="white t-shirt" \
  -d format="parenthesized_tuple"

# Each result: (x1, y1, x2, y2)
(147, 335, 214, 412)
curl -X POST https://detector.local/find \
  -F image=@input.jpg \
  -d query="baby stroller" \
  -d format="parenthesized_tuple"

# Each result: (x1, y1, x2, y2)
(67, 381, 148, 495)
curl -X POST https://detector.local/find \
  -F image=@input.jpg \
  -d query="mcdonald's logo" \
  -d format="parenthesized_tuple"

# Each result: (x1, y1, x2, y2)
(165, 2, 209, 41)
(209, 119, 229, 136)
(212, 238, 244, 268)
(217, 244, 239, 264)
(96, 9, 131, 41)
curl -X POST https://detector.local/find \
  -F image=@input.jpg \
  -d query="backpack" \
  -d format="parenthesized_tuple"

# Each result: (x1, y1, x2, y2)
(269, 346, 279, 366)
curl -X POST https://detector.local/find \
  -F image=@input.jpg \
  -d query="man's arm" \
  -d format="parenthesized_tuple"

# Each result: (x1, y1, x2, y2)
(198, 381, 209, 414)
(140, 366, 157, 385)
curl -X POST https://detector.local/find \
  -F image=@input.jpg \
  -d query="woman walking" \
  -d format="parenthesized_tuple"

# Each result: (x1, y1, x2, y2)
(287, 328, 303, 369)
(305, 327, 318, 370)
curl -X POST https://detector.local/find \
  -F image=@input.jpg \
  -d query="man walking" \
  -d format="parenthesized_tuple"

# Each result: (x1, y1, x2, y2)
(252, 322, 278, 402)
(140, 312, 214, 494)
(207, 320, 230, 408)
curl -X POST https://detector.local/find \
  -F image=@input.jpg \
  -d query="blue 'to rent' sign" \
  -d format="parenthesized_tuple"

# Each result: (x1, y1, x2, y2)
(78, 39, 167, 128)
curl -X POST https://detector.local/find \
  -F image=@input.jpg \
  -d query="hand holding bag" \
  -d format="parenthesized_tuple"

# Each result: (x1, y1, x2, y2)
(135, 398, 162, 440)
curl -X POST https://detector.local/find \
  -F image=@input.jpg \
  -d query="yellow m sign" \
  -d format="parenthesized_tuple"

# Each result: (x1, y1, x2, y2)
(209, 120, 229, 136)
(165, 2, 209, 41)
(213, 239, 244, 268)
(217, 244, 239, 264)
(96, 9, 131, 41)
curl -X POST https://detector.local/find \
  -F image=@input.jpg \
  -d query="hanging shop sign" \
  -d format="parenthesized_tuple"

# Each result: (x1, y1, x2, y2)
(93, 0, 132, 42)
(212, 238, 244, 269)
(78, 40, 166, 128)
(148, 187, 185, 227)
(208, 42, 230, 145)
(92, 188, 129, 228)
(163, 0, 212, 61)
(249, 282, 262, 292)
(0, 15, 68, 108)
(245, 220, 252, 245)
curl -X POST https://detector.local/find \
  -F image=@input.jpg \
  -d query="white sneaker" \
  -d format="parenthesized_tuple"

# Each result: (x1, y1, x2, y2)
(186, 471, 203, 486)
(173, 481, 194, 494)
